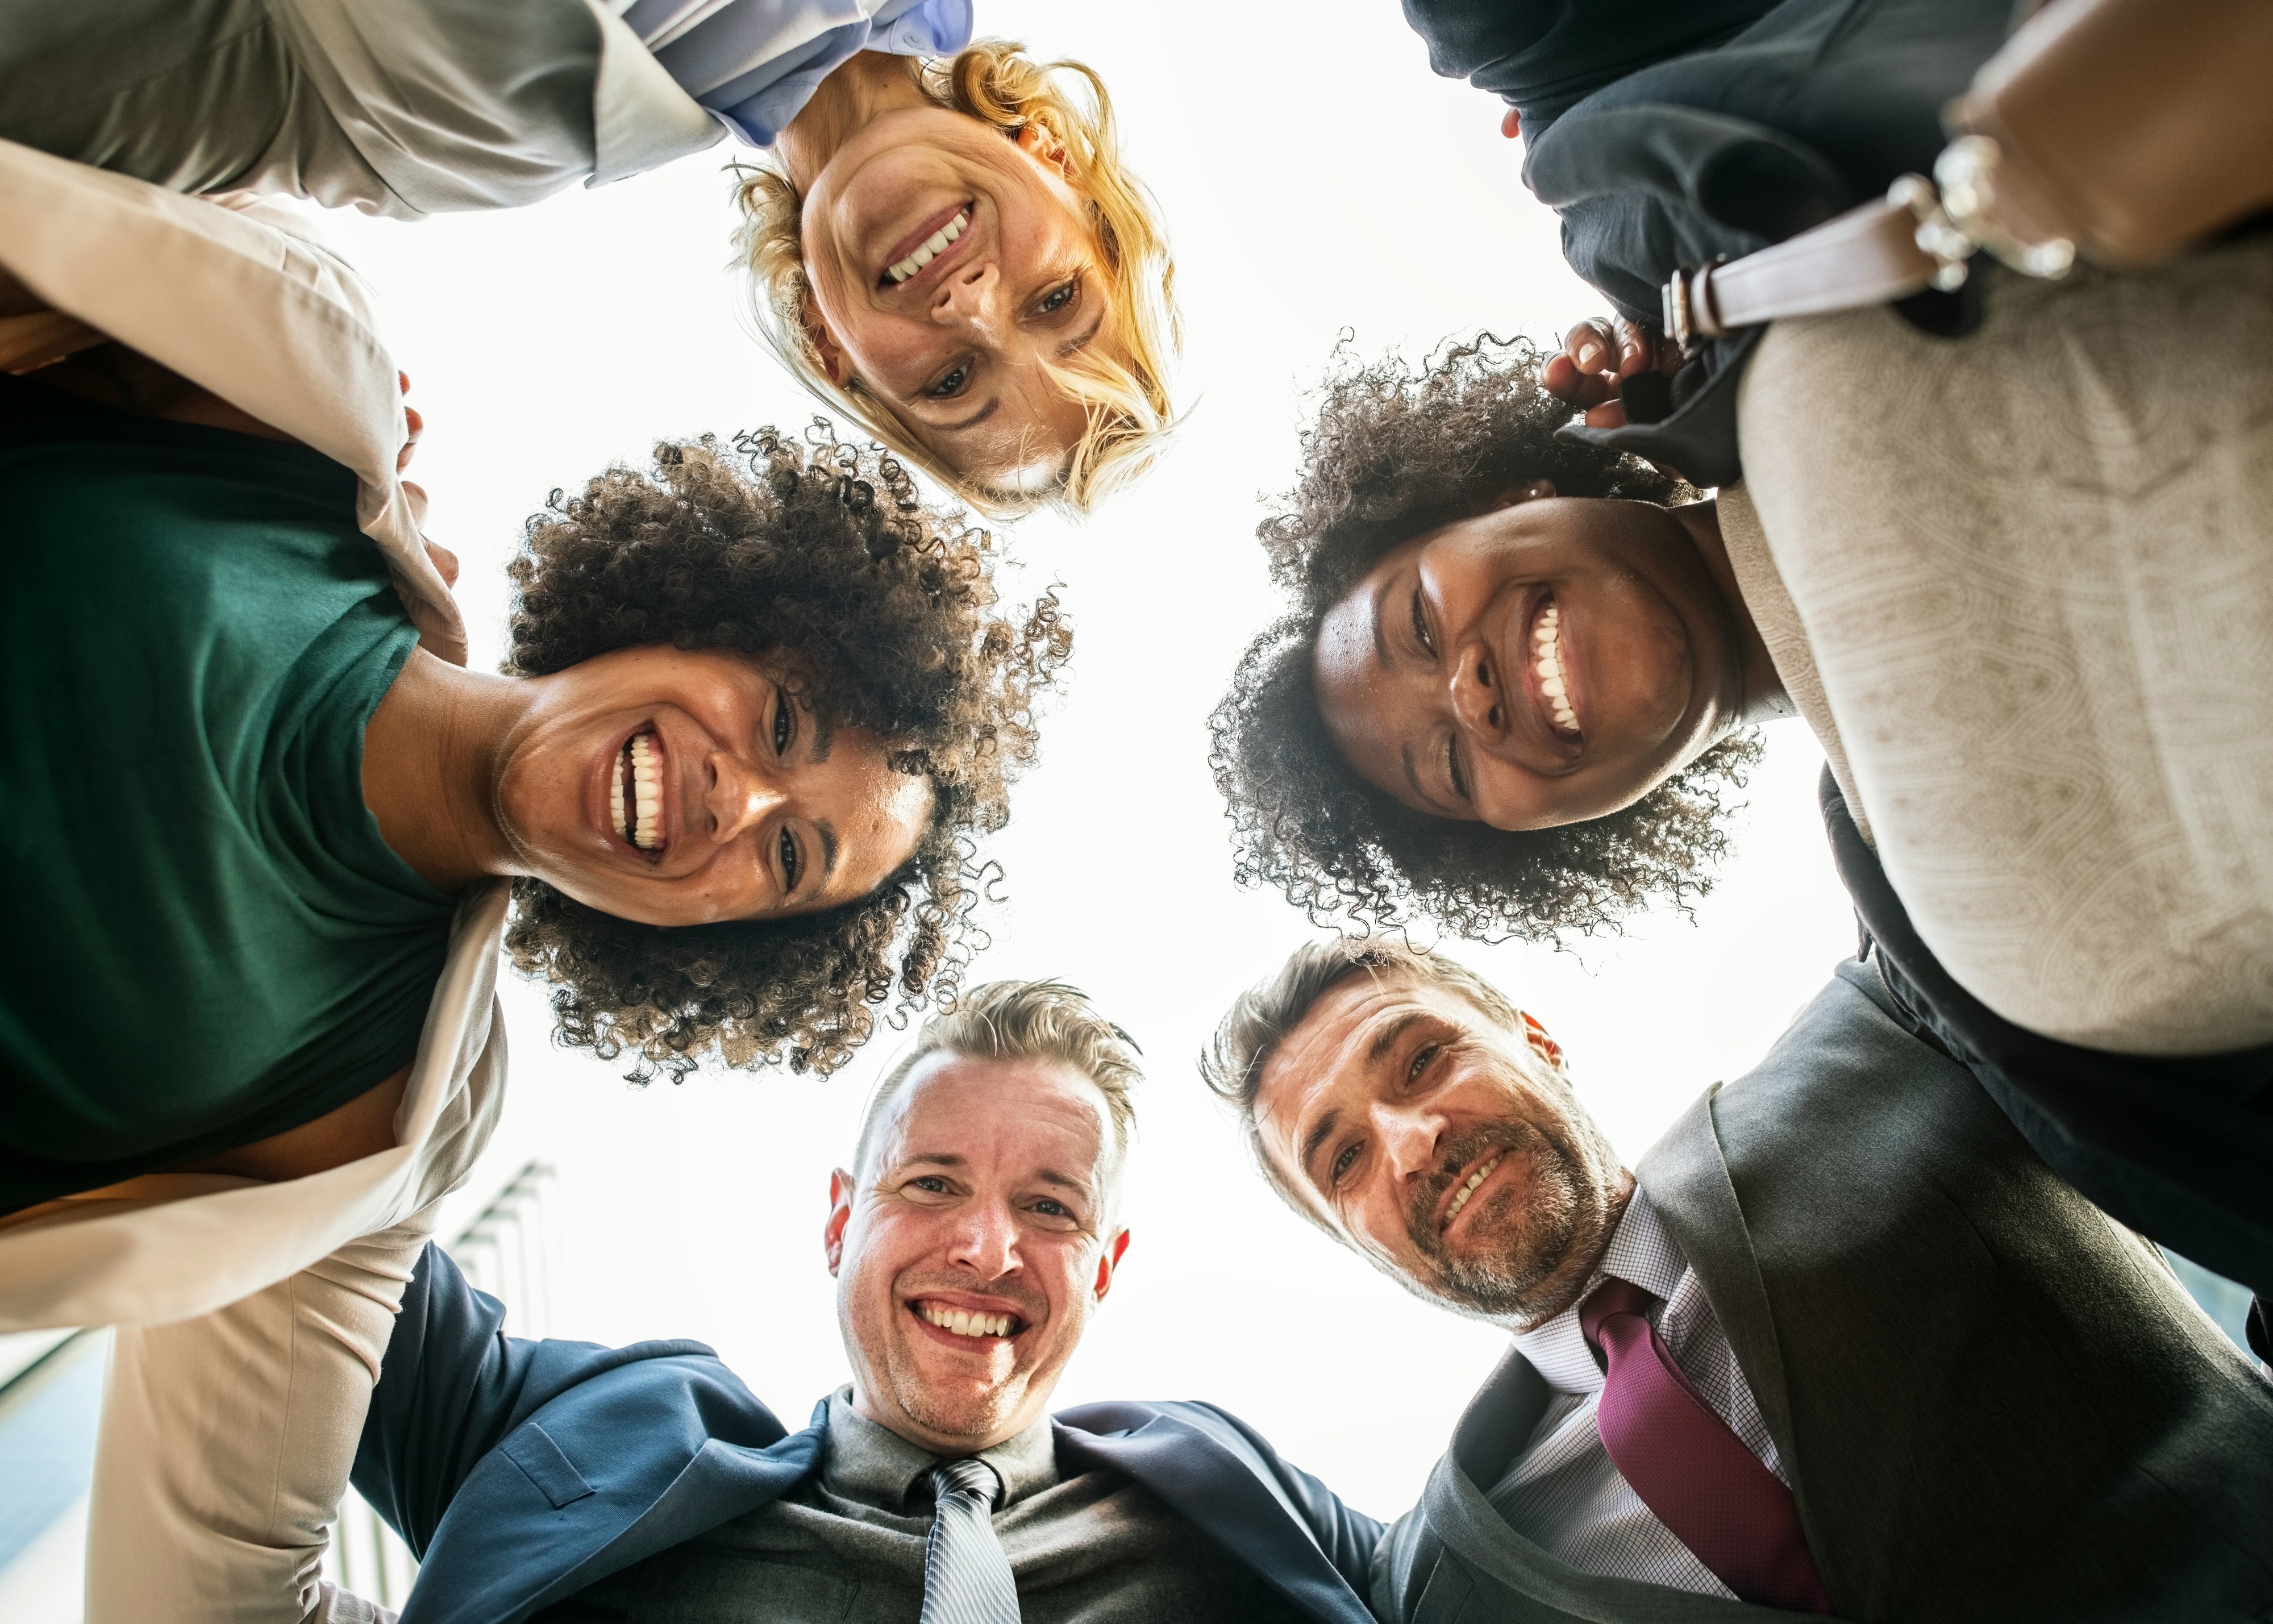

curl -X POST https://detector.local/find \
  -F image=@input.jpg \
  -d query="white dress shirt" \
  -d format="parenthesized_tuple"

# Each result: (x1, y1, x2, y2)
(1489, 1186, 1786, 1598)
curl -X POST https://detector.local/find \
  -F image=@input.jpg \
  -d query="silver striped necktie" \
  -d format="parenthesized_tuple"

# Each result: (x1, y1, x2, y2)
(919, 1456, 1020, 1624)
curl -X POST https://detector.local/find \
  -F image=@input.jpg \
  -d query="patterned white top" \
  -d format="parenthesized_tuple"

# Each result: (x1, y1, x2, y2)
(1488, 1186, 1784, 1598)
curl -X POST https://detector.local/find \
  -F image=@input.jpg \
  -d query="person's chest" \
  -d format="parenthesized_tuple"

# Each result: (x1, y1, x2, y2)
(538, 1469, 1313, 1624)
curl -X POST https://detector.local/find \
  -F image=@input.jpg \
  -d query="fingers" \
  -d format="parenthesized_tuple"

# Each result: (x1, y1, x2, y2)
(1564, 318, 1616, 375)
(397, 403, 423, 473)
(1546, 319, 1624, 411)
(1547, 315, 1686, 427)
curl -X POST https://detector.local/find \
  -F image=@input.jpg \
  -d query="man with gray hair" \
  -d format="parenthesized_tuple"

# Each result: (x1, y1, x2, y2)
(344, 980, 1384, 1624)
(1206, 941, 2273, 1623)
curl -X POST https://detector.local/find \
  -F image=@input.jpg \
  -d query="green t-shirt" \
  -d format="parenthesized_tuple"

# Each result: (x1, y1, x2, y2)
(0, 375, 456, 1212)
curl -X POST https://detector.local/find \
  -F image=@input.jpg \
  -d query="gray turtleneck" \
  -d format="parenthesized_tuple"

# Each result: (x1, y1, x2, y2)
(532, 1388, 1312, 1623)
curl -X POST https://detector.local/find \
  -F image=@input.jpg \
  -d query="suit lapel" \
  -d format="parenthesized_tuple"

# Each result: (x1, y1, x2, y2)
(1058, 1411, 1376, 1624)
(1449, 1344, 1553, 1488)
(1635, 1088, 1797, 1463)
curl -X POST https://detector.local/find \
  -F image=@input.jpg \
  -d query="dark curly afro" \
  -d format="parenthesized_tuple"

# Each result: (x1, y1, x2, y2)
(1210, 335, 1763, 943)
(505, 426, 1071, 1078)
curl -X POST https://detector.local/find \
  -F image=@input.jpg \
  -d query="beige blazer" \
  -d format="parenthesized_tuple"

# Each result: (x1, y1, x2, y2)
(0, 134, 506, 1331)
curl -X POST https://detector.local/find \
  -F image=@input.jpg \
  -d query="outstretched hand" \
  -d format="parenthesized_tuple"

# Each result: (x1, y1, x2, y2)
(1541, 318, 1682, 430)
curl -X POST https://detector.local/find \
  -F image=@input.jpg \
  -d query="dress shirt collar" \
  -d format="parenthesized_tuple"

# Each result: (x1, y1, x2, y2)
(1508, 1184, 1689, 1394)
(818, 1387, 1060, 1511)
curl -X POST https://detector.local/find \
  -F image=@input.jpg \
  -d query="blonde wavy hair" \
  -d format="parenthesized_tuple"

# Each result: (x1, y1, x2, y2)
(732, 40, 1179, 519)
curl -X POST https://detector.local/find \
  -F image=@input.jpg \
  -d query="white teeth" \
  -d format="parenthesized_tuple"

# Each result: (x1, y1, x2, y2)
(620, 732, 663, 852)
(1532, 603, 1580, 735)
(919, 1304, 1014, 1339)
(885, 209, 970, 283)
(1442, 1154, 1504, 1230)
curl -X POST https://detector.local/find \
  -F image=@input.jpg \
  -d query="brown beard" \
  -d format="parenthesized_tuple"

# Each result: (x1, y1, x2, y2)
(1402, 1119, 1606, 1320)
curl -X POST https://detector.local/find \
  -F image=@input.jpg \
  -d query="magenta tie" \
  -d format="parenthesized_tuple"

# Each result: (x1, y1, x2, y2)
(1580, 1278, 1831, 1614)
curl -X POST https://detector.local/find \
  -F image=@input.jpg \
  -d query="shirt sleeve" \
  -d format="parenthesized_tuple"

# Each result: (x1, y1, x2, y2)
(644, 0, 976, 148)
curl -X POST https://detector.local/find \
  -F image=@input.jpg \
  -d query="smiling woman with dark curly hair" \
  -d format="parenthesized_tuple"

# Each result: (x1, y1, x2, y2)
(505, 426, 1069, 1078)
(1, 373, 1065, 1218)
(1211, 335, 1773, 942)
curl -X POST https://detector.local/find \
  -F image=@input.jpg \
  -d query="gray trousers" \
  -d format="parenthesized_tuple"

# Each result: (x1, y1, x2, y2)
(0, 0, 603, 216)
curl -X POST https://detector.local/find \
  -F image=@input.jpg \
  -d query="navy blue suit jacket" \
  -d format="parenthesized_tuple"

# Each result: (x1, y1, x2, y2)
(352, 1247, 1385, 1624)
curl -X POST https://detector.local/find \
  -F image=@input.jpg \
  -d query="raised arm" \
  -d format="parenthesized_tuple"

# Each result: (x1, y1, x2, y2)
(349, 1243, 556, 1556)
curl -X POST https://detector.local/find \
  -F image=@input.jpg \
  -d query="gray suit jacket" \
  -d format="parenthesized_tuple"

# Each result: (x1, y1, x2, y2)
(1376, 959, 2273, 1623)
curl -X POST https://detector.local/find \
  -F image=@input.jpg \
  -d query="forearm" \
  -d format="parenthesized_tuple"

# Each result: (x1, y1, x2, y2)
(85, 1209, 441, 1624)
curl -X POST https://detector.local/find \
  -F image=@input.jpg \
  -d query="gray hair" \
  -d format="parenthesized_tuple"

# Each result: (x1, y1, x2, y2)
(853, 978, 1143, 1182)
(1199, 938, 1523, 1225)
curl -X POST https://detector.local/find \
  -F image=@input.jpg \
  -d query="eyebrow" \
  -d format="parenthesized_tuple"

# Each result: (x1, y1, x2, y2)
(1057, 313, 1105, 360)
(817, 819, 839, 884)
(1371, 573, 1396, 671)
(1034, 1167, 1089, 1194)
(1367, 1009, 1427, 1064)
(809, 712, 835, 763)
(1300, 1106, 1343, 1188)
(940, 396, 1000, 433)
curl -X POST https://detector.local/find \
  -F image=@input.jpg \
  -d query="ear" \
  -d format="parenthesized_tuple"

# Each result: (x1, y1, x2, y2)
(824, 1168, 855, 1277)
(805, 313, 852, 388)
(1489, 479, 1556, 511)
(1518, 1010, 1566, 1075)
(1014, 122, 1076, 180)
(1092, 1227, 1131, 1302)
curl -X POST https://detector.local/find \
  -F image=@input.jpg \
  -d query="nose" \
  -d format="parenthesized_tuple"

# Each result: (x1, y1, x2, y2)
(1371, 1098, 1448, 1185)
(932, 263, 1008, 347)
(1448, 640, 1509, 742)
(706, 752, 786, 843)
(945, 1196, 1020, 1281)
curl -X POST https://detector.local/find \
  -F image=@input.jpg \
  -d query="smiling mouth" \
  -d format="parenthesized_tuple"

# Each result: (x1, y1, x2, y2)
(911, 1300, 1025, 1342)
(1443, 1152, 1504, 1233)
(1529, 598, 1582, 740)
(881, 203, 971, 286)
(614, 728, 664, 855)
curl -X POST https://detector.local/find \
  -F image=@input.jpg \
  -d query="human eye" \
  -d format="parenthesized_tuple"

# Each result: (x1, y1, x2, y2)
(779, 825, 802, 892)
(1035, 276, 1080, 318)
(1407, 1040, 1443, 1085)
(910, 1174, 951, 1194)
(1328, 1142, 1361, 1187)
(771, 688, 793, 755)
(1409, 586, 1436, 656)
(1446, 737, 1470, 803)
(923, 359, 973, 399)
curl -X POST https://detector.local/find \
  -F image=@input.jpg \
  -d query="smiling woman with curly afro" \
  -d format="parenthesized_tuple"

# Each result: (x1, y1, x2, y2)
(505, 426, 1069, 1077)
(1211, 336, 1769, 943)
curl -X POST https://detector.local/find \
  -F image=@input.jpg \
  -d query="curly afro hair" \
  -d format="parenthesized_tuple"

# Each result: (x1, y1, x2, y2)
(504, 426, 1071, 1078)
(1210, 336, 1763, 943)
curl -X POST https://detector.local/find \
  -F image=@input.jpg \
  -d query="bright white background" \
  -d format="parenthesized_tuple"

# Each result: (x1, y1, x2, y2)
(319, 0, 1855, 1523)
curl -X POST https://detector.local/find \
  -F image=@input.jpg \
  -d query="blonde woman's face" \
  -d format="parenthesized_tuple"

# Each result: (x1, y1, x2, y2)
(799, 106, 1129, 490)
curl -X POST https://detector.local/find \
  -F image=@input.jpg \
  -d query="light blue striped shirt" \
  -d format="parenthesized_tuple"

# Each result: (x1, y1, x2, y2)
(614, 0, 976, 147)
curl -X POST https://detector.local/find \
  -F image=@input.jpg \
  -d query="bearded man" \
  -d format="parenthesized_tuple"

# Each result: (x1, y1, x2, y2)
(1205, 940, 2273, 1623)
